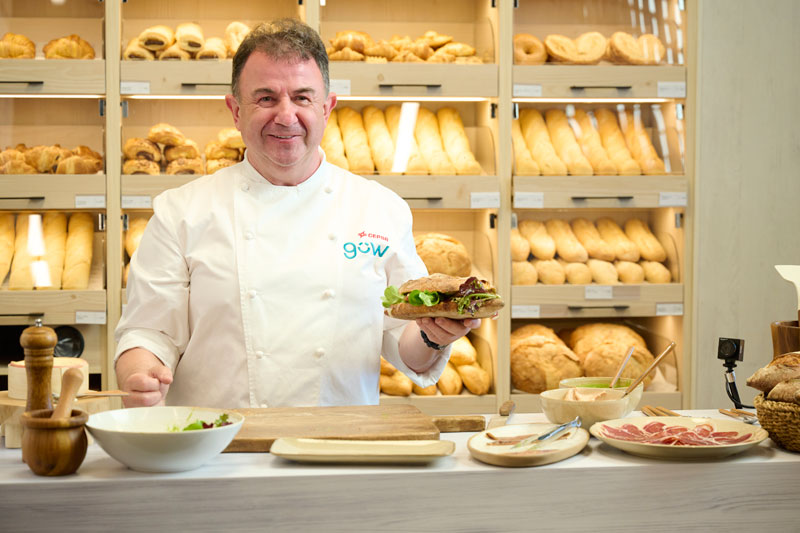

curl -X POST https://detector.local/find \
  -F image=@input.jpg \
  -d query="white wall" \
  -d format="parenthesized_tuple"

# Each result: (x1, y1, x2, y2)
(693, 0, 800, 407)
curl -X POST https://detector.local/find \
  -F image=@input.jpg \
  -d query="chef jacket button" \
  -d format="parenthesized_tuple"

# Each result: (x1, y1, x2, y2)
(314, 347, 326, 358)
(245, 231, 255, 240)
(255, 350, 264, 358)
(328, 233, 336, 241)
(248, 289, 257, 299)
(324, 186, 333, 194)
(323, 289, 335, 299)
(241, 183, 250, 192)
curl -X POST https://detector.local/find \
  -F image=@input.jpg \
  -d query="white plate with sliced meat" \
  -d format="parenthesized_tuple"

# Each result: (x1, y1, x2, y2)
(589, 416, 769, 460)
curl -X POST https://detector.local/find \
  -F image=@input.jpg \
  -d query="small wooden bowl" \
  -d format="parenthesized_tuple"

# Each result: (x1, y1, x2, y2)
(21, 408, 88, 476)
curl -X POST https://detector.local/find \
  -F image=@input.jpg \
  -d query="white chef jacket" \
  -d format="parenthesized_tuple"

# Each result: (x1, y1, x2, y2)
(115, 154, 450, 408)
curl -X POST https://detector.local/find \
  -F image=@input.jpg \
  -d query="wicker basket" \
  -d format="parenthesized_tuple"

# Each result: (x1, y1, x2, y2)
(754, 393, 800, 452)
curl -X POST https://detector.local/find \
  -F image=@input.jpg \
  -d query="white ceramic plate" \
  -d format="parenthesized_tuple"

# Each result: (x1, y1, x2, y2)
(467, 423, 589, 468)
(590, 416, 769, 460)
(269, 438, 455, 465)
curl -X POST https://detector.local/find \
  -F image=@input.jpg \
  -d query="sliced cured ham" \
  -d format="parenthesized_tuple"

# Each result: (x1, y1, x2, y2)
(600, 422, 753, 446)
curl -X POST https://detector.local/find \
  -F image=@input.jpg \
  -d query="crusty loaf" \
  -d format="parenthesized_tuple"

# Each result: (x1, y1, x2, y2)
(511, 324, 566, 351)
(571, 218, 615, 261)
(383, 105, 428, 174)
(747, 352, 800, 393)
(125, 215, 149, 258)
(641, 260, 672, 283)
(593, 108, 641, 175)
(38, 212, 67, 290)
(766, 378, 800, 404)
(437, 107, 482, 175)
(519, 109, 567, 175)
(518, 219, 556, 260)
(583, 342, 655, 387)
(414, 232, 472, 277)
(320, 109, 350, 170)
(362, 105, 396, 175)
(510, 228, 531, 261)
(510, 335, 582, 394)
(511, 118, 540, 175)
(596, 217, 640, 262)
(449, 336, 477, 366)
(337, 106, 375, 173)
(8, 214, 33, 290)
(572, 109, 618, 175)
(569, 323, 648, 361)
(532, 259, 565, 285)
(512, 260, 538, 285)
(615, 260, 645, 284)
(545, 219, 588, 263)
(414, 107, 456, 175)
(61, 212, 93, 290)
(437, 362, 463, 395)
(0, 213, 14, 285)
(624, 218, 667, 262)
(544, 109, 594, 175)
(587, 258, 619, 285)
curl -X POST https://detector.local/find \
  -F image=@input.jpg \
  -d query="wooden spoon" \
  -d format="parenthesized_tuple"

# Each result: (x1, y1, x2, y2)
(622, 342, 676, 398)
(609, 346, 635, 389)
(51, 368, 84, 420)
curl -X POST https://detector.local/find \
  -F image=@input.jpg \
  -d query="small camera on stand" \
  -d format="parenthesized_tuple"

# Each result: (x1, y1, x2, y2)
(717, 337, 753, 409)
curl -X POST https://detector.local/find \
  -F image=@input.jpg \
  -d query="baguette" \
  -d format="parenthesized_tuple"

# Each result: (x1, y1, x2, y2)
(383, 105, 428, 174)
(519, 109, 567, 175)
(511, 118, 540, 175)
(125, 215, 149, 258)
(414, 107, 456, 175)
(621, 109, 665, 175)
(545, 219, 588, 263)
(437, 362, 463, 395)
(0, 213, 14, 285)
(615, 260, 645, 284)
(641, 260, 672, 283)
(594, 108, 641, 175)
(587, 259, 619, 285)
(337, 106, 375, 173)
(361, 105, 396, 175)
(572, 109, 618, 175)
(518, 219, 556, 260)
(38, 212, 67, 290)
(596, 217, 640, 262)
(571, 217, 615, 261)
(624, 218, 667, 262)
(437, 107, 482, 175)
(8, 214, 34, 290)
(61, 212, 93, 290)
(320, 109, 349, 170)
(544, 109, 593, 175)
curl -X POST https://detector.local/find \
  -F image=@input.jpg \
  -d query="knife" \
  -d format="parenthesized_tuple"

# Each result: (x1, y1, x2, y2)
(511, 416, 581, 450)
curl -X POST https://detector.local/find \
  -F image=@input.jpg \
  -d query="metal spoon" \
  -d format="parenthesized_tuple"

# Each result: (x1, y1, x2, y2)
(511, 416, 582, 450)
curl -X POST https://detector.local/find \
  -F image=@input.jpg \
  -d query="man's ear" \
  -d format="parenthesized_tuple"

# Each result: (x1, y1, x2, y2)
(323, 92, 337, 122)
(225, 94, 241, 129)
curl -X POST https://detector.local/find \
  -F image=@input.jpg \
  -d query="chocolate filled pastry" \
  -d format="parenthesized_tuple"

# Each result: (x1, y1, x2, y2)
(166, 157, 204, 175)
(123, 137, 162, 162)
(0, 159, 37, 174)
(165, 139, 200, 162)
(204, 141, 239, 161)
(224, 21, 250, 57)
(43, 34, 95, 59)
(157, 43, 191, 61)
(148, 123, 186, 147)
(0, 33, 36, 59)
(123, 38, 154, 60)
(196, 37, 227, 60)
(138, 25, 175, 52)
(206, 158, 238, 174)
(25, 145, 71, 173)
(176, 23, 205, 53)
(56, 155, 102, 174)
(72, 145, 102, 161)
(218, 127, 245, 150)
(122, 159, 160, 175)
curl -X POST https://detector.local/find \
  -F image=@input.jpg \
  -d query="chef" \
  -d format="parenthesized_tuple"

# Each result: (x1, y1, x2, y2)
(115, 19, 480, 408)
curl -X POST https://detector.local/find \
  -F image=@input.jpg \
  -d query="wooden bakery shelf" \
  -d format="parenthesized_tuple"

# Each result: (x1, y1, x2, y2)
(0, 290, 106, 326)
(0, 174, 106, 211)
(512, 175, 688, 209)
(330, 63, 498, 98)
(511, 283, 684, 319)
(120, 61, 233, 96)
(371, 175, 500, 210)
(511, 390, 683, 411)
(120, 174, 199, 203)
(381, 393, 497, 416)
(512, 65, 686, 99)
(0, 60, 105, 95)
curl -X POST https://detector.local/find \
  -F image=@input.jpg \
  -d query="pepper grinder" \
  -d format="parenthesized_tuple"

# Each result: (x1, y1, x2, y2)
(20, 318, 57, 412)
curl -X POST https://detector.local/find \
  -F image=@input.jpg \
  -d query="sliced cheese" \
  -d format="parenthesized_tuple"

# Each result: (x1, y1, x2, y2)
(8, 357, 89, 400)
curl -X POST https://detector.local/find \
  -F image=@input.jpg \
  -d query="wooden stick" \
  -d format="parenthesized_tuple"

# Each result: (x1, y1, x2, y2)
(609, 346, 635, 389)
(623, 342, 676, 398)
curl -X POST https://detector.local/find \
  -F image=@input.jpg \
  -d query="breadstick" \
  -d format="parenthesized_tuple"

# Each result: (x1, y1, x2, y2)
(545, 219, 588, 263)
(596, 217, 640, 262)
(0, 213, 14, 285)
(320, 109, 349, 170)
(512, 118, 540, 175)
(61, 212, 94, 290)
(544, 109, 593, 175)
(571, 217, 615, 261)
(384, 105, 428, 174)
(414, 107, 456, 175)
(361, 105, 396, 174)
(518, 219, 556, 260)
(519, 109, 567, 175)
(436, 107, 482, 175)
(337, 107, 375, 173)
(624, 218, 667, 262)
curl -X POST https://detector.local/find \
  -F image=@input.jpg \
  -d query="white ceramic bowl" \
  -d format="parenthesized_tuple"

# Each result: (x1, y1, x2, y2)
(540, 387, 639, 428)
(558, 376, 644, 407)
(86, 406, 244, 473)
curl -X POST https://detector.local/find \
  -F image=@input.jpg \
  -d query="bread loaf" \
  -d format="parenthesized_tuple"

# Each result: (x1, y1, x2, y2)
(587, 259, 619, 285)
(621, 109, 665, 175)
(571, 218, 615, 261)
(545, 219, 588, 263)
(0, 213, 14, 285)
(615, 260, 645, 284)
(766, 378, 800, 404)
(569, 323, 648, 362)
(125, 215, 149, 258)
(414, 233, 472, 277)
(449, 337, 490, 395)
(572, 109, 618, 175)
(519, 109, 567, 175)
(511, 118, 540, 175)
(320, 109, 349, 170)
(532, 259, 565, 285)
(583, 342, 655, 386)
(545, 109, 594, 175)
(414, 107, 456, 175)
(512, 260, 538, 285)
(8, 214, 34, 290)
(559, 260, 592, 285)
(624, 218, 667, 262)
(437, 108, 482, 175)
(383, 105, 428, 174)
(510, 228, 531, 261)
(38, 212, 67, 290)
(510, 335, 582, 394)
(61, 212, 93, 290)
(379, 371, 413, 396)
(641, 260, 672, 283)
(518, 219, 556, 260)
(596, 217, 640, 262)
(747, 352, 800, 393)
(361, 105, 396, 174)
(593, 108, 641, 175)
(511, 324, 565, 351)
(437, 362, 463, 395)
(337, 107, 375, 173)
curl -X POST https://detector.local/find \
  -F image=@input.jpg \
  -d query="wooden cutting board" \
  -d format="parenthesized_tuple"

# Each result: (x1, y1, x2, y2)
(224, 404, 440, 452)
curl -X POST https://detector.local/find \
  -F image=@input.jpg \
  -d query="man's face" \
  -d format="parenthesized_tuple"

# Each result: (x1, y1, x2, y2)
(226, 52, 336, 183)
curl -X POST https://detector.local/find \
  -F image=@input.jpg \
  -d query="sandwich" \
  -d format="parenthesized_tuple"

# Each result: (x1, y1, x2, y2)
(381, 273, 504, 319)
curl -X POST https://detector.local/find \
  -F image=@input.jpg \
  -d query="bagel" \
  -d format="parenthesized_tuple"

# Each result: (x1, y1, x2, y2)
(513, 33, 546, 65)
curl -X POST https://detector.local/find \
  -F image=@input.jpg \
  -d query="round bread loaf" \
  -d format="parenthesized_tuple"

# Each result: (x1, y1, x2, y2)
(582, 341, 655, 387)
(510, 335, 582, 394)
(414, 232, 472, 277)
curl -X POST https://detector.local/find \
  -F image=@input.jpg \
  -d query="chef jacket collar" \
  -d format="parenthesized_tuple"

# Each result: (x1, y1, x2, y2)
(240, 149, 330, 197)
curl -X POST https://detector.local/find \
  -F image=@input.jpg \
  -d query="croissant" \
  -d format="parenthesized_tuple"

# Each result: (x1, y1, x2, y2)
(138, 25, 175, 52)
(123, 138, 162, 162)
(43, 34, 94, 59)
(166, 157, 204, 175)
(0, 148, 25, 165)
(25, 145, 70, 173)
(196, 37, 227, 60)
(437, 42, 475, 57)
(363, 40, 397, 60)
(218, 128, 245, 149)
(0, 33, 35, 59)
(206, 158, 238, 174)
(454, 56, 483, 64)
(157, 43, 191, 61)
(56, 155, 102, 174)
(330, 31, 371, 54)
(0, 159, 37, 174)
(176, 23, 204, 53)
(328, 46, 364, 61)
(421, 30, 452, 49)
(148, 123, 186, 146)
(122, 159, 160, 175)
(392, 50, 425, 63)
(365, 56, 388, 64)
(165, 140, 200, 162)
(406, 41, 434, 60)
(224, 21, 250, 57)
(427, 50, 456, 63)
(73, 145, 102, 161)
(204, 141, 239, 161)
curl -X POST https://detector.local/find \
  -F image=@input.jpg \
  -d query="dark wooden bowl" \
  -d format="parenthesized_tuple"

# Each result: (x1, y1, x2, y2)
(21, 408, 88, 476)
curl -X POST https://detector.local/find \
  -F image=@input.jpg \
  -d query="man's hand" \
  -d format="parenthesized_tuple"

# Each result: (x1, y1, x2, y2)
(416, 317, 481, 348)
(116, 348, 173, 408)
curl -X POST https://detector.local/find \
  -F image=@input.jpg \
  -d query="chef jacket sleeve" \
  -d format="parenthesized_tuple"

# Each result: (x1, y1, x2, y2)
(114, 190, 189, 372)
(380, 203, 451, 388)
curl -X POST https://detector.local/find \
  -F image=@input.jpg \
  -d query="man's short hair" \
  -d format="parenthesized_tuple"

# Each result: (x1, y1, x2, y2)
(231, 18, 330, 99)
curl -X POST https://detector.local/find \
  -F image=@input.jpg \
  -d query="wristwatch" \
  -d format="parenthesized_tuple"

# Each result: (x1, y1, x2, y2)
(420, 330, 447, 351)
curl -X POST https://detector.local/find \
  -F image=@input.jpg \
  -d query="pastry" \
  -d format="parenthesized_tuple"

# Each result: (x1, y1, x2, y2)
(166, 157, 204, 175)
(437, 362, 463, 395)
(206, 158, 238, 174)
(559, 259, 592, 285)
(328, 47, 364, 61)
(72, 145, 101, 161)
(389, 35, 414, 51)
(138, 25, 175, 52)
(437, 42, 475, 57)
(122, 159, 160, 175)
(519, 109, 567, 175)
(587, 259, 619, 285)
(454, 56, 482, 64)
(0, 148, 24, 165)
(512, 261, 538, 285)
(414, 233, 472, 277)
(157, 43, 192, 61)
(125, 215, 149, 258)
(123, 38, 154, 60)
(624, 218, 667, 262)
(320, 109, 349, 170)
(0, 213, 14, 285)
(436, 108, 482, 175)
(37, 212, 67, 290)
(56, 155, 102, 174)
(518, 219, 556, 260)
(596, 217, 640, 262)
(615, 260, 645, 284)
(361, 106, 396, 175)
(0, 33, 35, 59)
(123, 138, 162, 162)
(572, 109, 618, 175)
(383, 105, 428, 174)
(330, 30, 372, 54)
(414, 107, 456, 175)
(0, 159, 37, 174)
(544, 32, 606, 64)
(608, 32, 665, 65)
(176, 22, 204, 53)
(391, 50, 424, 63)
(43, 34, 94, 59)
(204, 141, 239, 161)
(148, 123, 186, 146)
(621, 109, 666, 175)
(62, 212, 94, 290)
(196, 37, 227, 60)
(571, 218, 615, 261)
(224, 21, 250, 57)
(511, 118, 540, 175)
(25, 145, 70, 173)
(337, 106, 374, 173)
(747, 353, 800, 393)
(421, 31, 452, 49)
(641, 260, 671, 283)
(8, 215, 34, 290)
(426, 50, 455, 63)
(164, 139, 200, 162)
(510, 335, 582, 394)
(593, 108, 641, 175)
(513, 33, 546, 65)
(510, 228, 531, 261)
(545, 219, 588, 263)
(218, 127, 245, 149)
(365, 56, 388, 64)
(532, 259, 565, 285)
(544, 109, 593, 175)
(364, 40, 397, 60)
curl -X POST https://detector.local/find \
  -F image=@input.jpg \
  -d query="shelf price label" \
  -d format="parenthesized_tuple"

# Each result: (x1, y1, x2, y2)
(659, 191, 688, 207)
(121, 81, 151, 95)
(470, 192, 500, 209)
(75, 195, 105, 209)
(656, 303, 684, 316)
(76, 311, 106, 325)
(122, 195, 153, 209)
(512, 305, 540, 318)
(329, 79, 351, 96)
(514, 192, 544, 209)
(513, 84, 542, 97)
(657, 81, 686, 98)
(585, 285, 613, 300)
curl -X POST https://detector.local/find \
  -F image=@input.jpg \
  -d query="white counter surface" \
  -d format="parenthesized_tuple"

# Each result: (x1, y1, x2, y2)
(1, 410, 797, 532)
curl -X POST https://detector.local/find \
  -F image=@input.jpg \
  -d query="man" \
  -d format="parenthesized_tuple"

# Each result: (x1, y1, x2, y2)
(115, 19, 480, 408)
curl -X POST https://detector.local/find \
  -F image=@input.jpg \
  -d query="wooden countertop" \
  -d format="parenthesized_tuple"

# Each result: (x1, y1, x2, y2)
(1, 410, 797, 532)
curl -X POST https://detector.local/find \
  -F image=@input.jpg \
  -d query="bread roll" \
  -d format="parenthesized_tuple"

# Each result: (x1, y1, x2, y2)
(125, 215, 149, 258)
(414, 233, 472, 277)
(361, 106, 396, 174)
(224, 22, 250, 57)
(176, 22, 204, 53)
(512, 261, 538, 285)
(545, 219, 588, 263)
(383, 105, 428, 174)
(380, 372, 413, 396)
(457, 363, 490, 395)
(148, 123, 185, 146)
(572, 109, 618, 175)
(0, 33, 35, 59)
(320, 109, 349, 170)
(621, 109, 665, 175)
(560, 260, 592, 285)
(511, 118, 540, 175)
(532, 259, 565, 285)
(437, 108, 482, 175)
(437, 362, 463, 395)
(413, 383, 438, 395)
(519, 109, 567, 175)
(747, 352, 800, 393)
(196, 37, 226, 60)
(766, 378, 800, 404)
(641, 260, 672, 283)
(615, 260, 645, 284)
(544, 109, 593, 175)
(9, 215, 34, 290)
(596, 217, 640, 262)
(510, 228, 531, 261)
(518, 220, 556, 260)
(624, 218, 667, 262)
(593, 108, 641, 175)
(414, 107, 456, 175)
(337, 107, 375, 173)
(61, 212, 93, 290)
(0, 213, 14, 285)
(587, 259, 619, 285)
(123, 38, 154, 60)
(123, 138, 162, 162)
(449, 336, 477, 366)
(138, 25, 175, 52)
(38, 212, 67, 290)
(510, 335, 582, 394)
(571, 218, 615, 261)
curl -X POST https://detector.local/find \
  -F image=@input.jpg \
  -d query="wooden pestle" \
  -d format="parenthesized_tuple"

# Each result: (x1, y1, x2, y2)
(20, 319, 57, 412)
(51, 368, 85, 420)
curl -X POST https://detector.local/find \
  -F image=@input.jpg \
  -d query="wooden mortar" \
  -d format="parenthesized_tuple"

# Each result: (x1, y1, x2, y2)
(21, 408, 88, 476)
